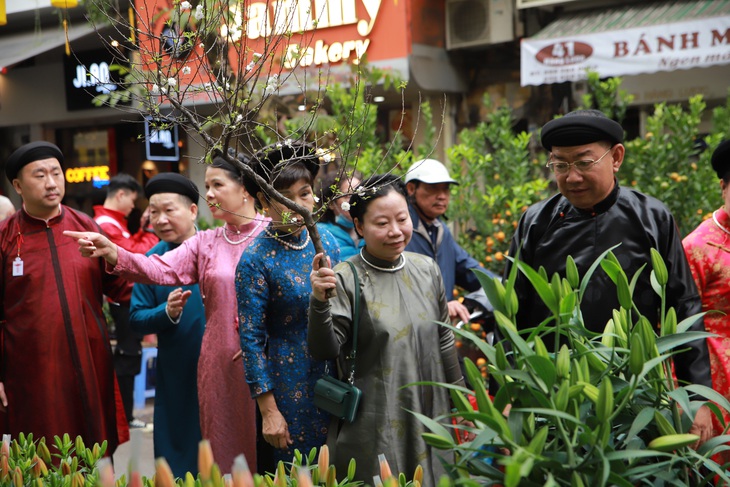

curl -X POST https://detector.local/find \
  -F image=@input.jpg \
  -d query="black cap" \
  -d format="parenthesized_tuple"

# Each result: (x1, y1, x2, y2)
(145, 172, 199, 203)
(5, 141, 64, 181)
(541, 109, 624, 151)
(711, 140, 730, 179)
(245, 142, 320, 198)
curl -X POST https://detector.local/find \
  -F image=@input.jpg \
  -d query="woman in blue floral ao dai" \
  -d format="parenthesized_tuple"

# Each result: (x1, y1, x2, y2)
(235, 143, 339, 470)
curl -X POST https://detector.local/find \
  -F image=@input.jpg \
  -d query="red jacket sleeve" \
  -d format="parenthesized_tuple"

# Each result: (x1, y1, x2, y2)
(121, 229, 159, 254)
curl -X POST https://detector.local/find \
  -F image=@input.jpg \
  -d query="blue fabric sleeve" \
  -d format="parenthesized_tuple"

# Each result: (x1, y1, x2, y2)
(451, 232, 487, 292)
(129, 281, 176, 334)
(235, 249, 274, 397)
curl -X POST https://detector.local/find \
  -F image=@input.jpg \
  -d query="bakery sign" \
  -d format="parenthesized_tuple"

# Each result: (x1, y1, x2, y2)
(521, 15, 730, 86)
(226, 0, 382, 69)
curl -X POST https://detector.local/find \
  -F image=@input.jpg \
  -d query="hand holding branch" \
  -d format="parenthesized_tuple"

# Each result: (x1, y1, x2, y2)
(310, 253, 335, 302)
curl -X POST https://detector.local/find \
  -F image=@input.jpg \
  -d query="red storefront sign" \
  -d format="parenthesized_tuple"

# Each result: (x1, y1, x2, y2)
(134, 0, 409, 91)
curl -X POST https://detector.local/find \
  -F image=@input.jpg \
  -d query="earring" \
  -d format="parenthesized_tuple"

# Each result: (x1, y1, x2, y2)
(244, 197, 248, 203)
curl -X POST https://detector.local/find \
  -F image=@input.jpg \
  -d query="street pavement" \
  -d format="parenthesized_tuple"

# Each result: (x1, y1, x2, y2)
(112, 402, 156, 480)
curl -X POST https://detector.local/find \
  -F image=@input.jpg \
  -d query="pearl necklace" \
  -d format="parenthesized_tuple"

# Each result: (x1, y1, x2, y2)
(264, 228, 311, 250)
(359, 248, 406, 272)
(223, 218, 261, 245)
(712, 210, 730, 237)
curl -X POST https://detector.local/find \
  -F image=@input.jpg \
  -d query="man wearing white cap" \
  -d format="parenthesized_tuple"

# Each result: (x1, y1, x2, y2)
(405, 158, 488, 323)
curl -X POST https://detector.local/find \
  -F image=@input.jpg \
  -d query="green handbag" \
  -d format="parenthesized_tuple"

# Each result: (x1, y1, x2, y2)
(313, 261, 363, 423)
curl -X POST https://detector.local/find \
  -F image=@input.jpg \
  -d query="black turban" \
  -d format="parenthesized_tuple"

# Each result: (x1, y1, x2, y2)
(5, 141, 65, 182)
(711, 140, 730, 179)
(244, 142, 320, 198)
(541, 109, 624, 151)
(145, 172, 199, 203)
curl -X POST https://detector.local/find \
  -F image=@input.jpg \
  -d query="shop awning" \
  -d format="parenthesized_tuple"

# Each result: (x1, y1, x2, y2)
(0, 21, 98, 70)
(520, 0, 730, 86)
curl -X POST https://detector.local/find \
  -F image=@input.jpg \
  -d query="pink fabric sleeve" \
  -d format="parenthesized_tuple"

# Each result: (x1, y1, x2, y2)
(111, 234, 202, 287)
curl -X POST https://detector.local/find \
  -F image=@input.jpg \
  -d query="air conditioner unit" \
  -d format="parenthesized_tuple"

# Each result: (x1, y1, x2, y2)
(446, 0, 515, 50)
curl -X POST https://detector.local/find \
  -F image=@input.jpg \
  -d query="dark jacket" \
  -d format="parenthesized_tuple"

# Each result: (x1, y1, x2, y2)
(506, 183, 712, 389)
(405, 204, 488, 296)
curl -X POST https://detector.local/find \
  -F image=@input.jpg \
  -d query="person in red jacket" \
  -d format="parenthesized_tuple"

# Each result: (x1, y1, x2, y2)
(93, 173, 159, 253)
(94, 173, 158, 429)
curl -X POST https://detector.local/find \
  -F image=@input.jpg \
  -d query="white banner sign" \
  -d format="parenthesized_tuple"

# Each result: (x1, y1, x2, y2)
(521, 16, 730, 86)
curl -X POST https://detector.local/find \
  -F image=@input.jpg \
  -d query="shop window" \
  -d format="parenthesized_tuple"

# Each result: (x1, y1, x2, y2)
(62, 128, 117, 212)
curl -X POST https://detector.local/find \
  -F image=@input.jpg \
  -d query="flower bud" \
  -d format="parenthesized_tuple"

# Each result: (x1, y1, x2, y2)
(274, 461, 286, 487)
(650, 248, 668, 286)
(37, 440, 51, 464)
(662, 307, 677, 337)
(565, 256, 580, 289)
(556, 345, 571, 380)
(326, 465, 337, 487)
(61, 459, 71, 476)
(413, 465, 423, 486)
(318, 444, 330, 481)
(12, 466, 22, 487)
(74, 436, 85, 456)
(596, 378, 613, 423)
(231, 455, 254, 487)
(616, 270, 632, 311)
(601, 319, 615, 348)
(533, 336, 549, 359)
(155, 458, 176, 487)
(297, 470, 313, 487)
(378, 453, 392, 480)
(629, 331, 645, 377)
(198, 439, 214, 482)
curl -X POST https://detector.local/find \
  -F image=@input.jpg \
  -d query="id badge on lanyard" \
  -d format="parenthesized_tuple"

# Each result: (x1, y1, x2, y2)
(12, 221, 24, 276)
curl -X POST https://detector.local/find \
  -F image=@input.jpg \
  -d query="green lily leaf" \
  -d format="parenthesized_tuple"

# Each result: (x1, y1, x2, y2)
(515, 259, 558, 313)
(578, 244, 621, 298)
(524, 355, 557, 390)
(676, 312, 711, 333)
(656, 331, 715, 354)
(623, 406, 655, 446)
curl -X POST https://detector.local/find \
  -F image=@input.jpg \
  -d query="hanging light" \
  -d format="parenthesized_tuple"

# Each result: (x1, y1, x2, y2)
(50, 0, 79, 56)
(51, 0, 79, 7)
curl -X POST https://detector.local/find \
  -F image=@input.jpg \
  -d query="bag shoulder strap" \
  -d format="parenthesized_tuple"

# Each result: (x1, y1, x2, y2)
(344, 260, 360, 384)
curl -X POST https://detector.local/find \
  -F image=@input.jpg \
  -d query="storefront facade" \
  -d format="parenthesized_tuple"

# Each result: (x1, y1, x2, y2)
(3, 0, 726, 213)
(518, 0, 730, 134)
(0, 1, 204, 220)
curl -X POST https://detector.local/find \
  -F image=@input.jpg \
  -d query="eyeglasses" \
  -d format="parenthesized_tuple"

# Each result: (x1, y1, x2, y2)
(546, 146, 614, 175)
